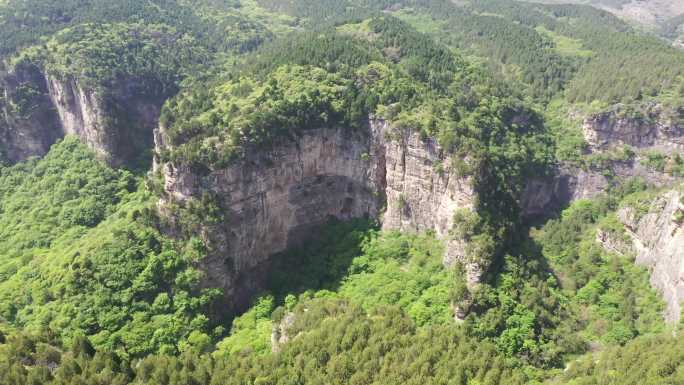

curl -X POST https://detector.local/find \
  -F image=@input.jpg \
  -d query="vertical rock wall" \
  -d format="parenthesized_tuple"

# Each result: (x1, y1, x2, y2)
(522, 106, 684, 218)
(157, 118, 480, 308)
(618, 190, 684, 323)
(583, 106, 684, 152)
(0, 63, 63, 162)
(373, 119, 479, 283)
(1, 64, 163, 166)
(524, 106, 684, 323)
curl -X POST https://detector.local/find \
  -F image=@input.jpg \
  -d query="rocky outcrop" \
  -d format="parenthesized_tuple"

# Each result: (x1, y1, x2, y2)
(156, 117, 480, 309)
(45, 75, 163, 165)
(160, 125, 383, 303)
(376, 119, 478, 282)
(523, 105, 684, 324)
(616, 189, 684, 323)
(0, 62, 63, 163)
(523, 105, 684, 218)
(521, 167, 580, 218)
(0, 62, 165, 166)
(271, 312, 295, 353)
(595, 228, 633, 257)
(523, 162, 680, 218)
(583, 104, 683, 152)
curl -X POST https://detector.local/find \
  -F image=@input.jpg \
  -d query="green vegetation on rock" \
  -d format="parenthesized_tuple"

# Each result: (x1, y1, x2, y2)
(11, 23, 208, 93)
(0, 1, 683, 384)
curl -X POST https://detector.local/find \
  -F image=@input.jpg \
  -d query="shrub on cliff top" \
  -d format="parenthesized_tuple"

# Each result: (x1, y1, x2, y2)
(11, 22, 209, 93)
(159, 64, 367, 167)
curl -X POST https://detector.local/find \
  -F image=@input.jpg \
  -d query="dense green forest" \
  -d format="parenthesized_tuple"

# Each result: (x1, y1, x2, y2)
(0, 139, 223, 358)
(1, 0, 683, 384)
(10, 22, 209, 95)
(0, 168, 673, 383)
(248, 0, 684, 103)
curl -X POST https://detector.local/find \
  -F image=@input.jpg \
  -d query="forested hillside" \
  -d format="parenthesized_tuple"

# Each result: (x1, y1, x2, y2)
(0, 139, 223, 358)
(0, 0, 682, 384)
(527, 0, 684, 36)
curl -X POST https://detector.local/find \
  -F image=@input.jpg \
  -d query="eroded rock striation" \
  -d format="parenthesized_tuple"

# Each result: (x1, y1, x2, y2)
(1, 62, 164, 166)
(523, 105, 684, 217)
(0, 62, 63, 162)
(156, 118, 480, 309)
(160, 125, 384, 303)
(524, 106, 684, 323)
(617, 189, 684, 323)
(583, 105, 684, 152)
(376, 119, 479, 282)
(596, 188, 684, 323)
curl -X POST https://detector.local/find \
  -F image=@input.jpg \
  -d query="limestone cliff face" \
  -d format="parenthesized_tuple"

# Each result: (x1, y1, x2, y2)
(45, 75, 162, 165)
(616, 189, 684, 323)
(160, 125, 383, 303)
(583, 105, 683, 152)
(523, 162, 678, 218)
(523, 105, 683, 217)
(157, 118, 479, 308)
(524, 106, 684, 324)
(375, 119, 478, 283)
(0, 62, 63, 163)
(0, 63, 164, 166)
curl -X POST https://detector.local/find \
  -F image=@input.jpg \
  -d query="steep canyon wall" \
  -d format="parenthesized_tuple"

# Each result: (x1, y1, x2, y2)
(523, 105, 684, 217)
(156, 118, 479, 307)
(596, 189, 684, 323)
(0, 63, 163, 166)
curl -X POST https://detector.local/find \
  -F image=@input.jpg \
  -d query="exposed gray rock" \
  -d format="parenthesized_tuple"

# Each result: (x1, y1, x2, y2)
(157, 117, 481, 310)
(452, 298, 471, 323)
(595, 228, 630, 257)
(521, 165, 618, 218)
(617, 190, 684, 323)
(583, 104, 683, 152)
(164, 126, 383, 302)
(595, 188, 684, 323)
(271, 312, 295, 353)
(0, 62, 63, 162)
(523, 162, 679, 219)
(525, 105, 684, 324)
(46, 75, 161, 165)
(1, 63, 164, 166)
(523, 105, 683, 218)
(374, 119, 478, 284)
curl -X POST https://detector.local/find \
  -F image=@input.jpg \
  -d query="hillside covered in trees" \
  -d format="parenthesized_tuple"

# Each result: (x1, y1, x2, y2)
(0, 0, 683, 384)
